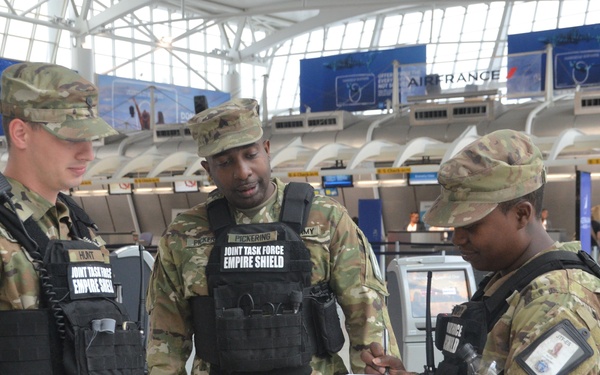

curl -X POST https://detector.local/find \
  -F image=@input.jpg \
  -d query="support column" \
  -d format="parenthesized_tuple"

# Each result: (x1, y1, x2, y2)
(545, 43, 554, 103)
(261, 74, 269, 123)
(392, 60, 400, 113)
(225, 64, 242, 99)
(72, 43, 95, 82)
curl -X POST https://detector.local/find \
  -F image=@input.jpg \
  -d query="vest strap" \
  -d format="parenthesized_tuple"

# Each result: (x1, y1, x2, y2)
(280, 182, 314, 234)
(481, 250, 595, 330)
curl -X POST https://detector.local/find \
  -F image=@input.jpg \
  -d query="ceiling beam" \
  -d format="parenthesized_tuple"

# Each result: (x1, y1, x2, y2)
(84, 0, 154, 34)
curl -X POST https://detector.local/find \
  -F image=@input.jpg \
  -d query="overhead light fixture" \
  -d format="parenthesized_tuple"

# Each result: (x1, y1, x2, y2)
(71, 189, 109, 197)
(356, 180, 379, 187)
(380, 179, 407, 187)
(158, 36, 173, 49)
(133, 187, 173, 194)
(354, 179, 407, 187)
(199, 185, 217, 193)
(546, 173, 574, 181)
(545, 173, 600, 181)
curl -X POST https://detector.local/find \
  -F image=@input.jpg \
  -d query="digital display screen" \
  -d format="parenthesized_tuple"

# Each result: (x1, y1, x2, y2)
(173, 180, 199, 193)
(407, 270, 470, 318)
(321, 174, 354, 188)
(408, 172, 438, 186)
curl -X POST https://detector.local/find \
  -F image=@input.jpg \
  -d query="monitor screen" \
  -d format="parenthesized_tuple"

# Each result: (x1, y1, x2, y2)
(386, 255, 477, 372)
(406, 269, 470, 318)
(173, 180, 199, 193)
(321, 174, 353, 188)
(408, 171, 438, 186)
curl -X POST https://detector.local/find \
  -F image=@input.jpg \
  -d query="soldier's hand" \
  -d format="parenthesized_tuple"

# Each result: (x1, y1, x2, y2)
(360, 342, 413, 375)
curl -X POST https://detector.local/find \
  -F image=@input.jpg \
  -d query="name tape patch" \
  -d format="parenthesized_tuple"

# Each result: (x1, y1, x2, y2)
(187, 237, 215, 247)
(227, 231, 277, 244)
(68, 249, 105, 263)
(221, 244, 290, 272)
(68, 263, 116, 300)
(300, 226, 320, 236)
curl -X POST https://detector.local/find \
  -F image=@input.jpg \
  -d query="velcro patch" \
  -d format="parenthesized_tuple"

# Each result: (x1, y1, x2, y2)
(68, 249, 105, 262)
(187, 237, 215, 247)
(221, 243, 290, 272)
(68, 262, 116, 300)
(300, 225, 320, 237)
(227, 231, 277, 243)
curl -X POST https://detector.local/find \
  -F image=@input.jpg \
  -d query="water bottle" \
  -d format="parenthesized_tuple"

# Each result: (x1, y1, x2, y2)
(456, 343, 499, 375)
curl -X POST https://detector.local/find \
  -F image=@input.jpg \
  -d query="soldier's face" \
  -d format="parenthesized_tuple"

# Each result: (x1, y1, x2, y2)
(202, 140, 275, 210)
(451, 205, 530, 273)
(26, 123, 94, 199)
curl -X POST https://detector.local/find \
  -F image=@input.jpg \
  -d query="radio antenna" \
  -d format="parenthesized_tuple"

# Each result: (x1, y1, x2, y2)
(424, 270, 436, 374)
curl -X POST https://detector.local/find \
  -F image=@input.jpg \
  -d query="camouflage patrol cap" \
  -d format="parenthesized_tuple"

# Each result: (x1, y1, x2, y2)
(0, 62, 117, 141)
(187, 98, 263, 157)
(423, 129, 546, 227)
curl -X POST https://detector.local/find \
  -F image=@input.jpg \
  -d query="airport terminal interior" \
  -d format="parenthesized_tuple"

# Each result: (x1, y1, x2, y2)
(1, 0, 600, 372)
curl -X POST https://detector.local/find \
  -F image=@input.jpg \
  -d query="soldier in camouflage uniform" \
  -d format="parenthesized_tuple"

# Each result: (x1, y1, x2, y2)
(0, 62, 116, 310)
(146, 98, 400, 375)
(0, 63, 143, 375)
(361, 129, 600, 374)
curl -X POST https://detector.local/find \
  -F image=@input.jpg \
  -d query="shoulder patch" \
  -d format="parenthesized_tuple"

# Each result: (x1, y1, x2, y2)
(516, 319, 593, 375)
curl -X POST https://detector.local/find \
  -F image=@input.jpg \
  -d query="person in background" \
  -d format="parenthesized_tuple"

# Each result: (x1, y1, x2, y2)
(541, 208, 551, 230)
(405, 211, 425, 231)
(592, 205, 600, 250)
(146, 98, 399, 375)
(132, 96, 151, 130)
(361, 129, 600, 374)
(0, 63, 143, 374)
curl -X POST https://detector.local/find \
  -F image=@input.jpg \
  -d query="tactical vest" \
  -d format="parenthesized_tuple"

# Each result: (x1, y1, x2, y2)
(191, 182, 345, 375)
(433, 250, 600, 375)
(0, 187, 145, 375)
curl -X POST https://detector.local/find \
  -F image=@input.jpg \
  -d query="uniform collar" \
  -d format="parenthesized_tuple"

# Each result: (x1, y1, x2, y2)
(5, 176, 69, 222)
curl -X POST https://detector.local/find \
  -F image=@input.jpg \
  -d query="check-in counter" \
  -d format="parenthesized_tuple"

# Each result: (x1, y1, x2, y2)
(387, 230, 455, 254)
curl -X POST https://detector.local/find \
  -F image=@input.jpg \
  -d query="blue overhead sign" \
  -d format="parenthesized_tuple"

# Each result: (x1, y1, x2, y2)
(508, 24, 600, 95)
(300, 46, 426, 113)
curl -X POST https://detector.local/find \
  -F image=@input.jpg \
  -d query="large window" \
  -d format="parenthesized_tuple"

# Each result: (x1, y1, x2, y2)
(0, 1, 598, 117)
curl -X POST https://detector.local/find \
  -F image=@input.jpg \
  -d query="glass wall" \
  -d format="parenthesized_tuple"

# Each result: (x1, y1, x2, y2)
(0, 1, 599, 117)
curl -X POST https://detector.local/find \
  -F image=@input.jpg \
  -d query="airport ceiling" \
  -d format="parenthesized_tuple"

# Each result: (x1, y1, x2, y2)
(6, 0, 482, 65)
(2, 1, 600, 187)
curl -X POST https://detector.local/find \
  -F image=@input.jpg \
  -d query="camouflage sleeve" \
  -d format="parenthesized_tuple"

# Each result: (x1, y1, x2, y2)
(497, 270, 600, 374)
(328, 210, 400, 372)
(146, 232, 194, 375)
